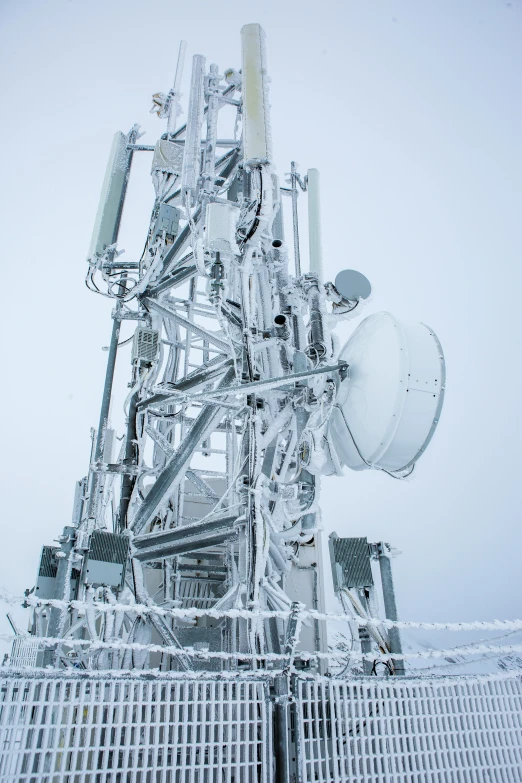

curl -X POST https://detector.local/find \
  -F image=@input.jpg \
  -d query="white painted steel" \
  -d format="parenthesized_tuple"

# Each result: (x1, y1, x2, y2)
(0, 675, 272, 782)
(307, 168, 323, 280)
(329, 313, 445, 472)
(296, 676, 522, 782)
(241, 24, 271, 163)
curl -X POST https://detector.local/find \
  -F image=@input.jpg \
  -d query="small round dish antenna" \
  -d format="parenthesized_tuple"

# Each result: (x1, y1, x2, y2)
(334, 269, 371, 301)
(327, 312, 445, 473)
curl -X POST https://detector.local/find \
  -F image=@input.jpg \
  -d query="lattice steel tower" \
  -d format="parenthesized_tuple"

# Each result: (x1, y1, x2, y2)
(23, 23, 444, 681)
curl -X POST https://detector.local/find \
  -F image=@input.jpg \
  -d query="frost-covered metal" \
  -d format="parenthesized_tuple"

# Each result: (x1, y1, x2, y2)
(296, 676, 522, 782)
(1, 671, 521, 782)
(0, 672, 273, 782)
(1, 20, 471, 782)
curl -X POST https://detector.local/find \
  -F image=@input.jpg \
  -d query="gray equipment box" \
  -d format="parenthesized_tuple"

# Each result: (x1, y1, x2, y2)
(35, 545, 79, 600)
(152, 203, 180, 242)
(35, 546, 59, 600)
(84, 531, 129, 589)
(329, 534, 373, 591)
(151, 139, 184, 175)
(132, 328, 159, 365)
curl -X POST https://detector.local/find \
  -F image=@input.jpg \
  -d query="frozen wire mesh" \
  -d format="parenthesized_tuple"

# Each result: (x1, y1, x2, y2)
(296, 676, 522, 782)
(0, 674, 272, 782)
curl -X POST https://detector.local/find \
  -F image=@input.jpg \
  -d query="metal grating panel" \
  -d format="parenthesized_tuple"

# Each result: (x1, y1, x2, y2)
(0, 674, 272, 782)
(38, 546, 58, 578)
(9, 638, 41, 668)
(132, 328, 159, 364)
(331, 536, 373, 588)
(296, 676, 522, 782)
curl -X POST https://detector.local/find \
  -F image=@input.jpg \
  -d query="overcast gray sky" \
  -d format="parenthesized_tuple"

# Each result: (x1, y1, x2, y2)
(1, 0, 521, 652)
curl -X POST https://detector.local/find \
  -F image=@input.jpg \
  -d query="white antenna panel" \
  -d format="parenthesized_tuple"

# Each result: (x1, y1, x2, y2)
(328, 312, 445, 473)
(241, 24, 271, 163)
(87, 131, 129, 260)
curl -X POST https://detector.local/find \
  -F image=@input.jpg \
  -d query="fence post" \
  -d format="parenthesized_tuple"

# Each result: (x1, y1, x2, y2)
(273, 602, 302, 782)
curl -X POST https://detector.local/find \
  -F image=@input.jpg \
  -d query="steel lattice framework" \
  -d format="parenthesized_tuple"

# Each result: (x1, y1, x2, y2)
(29, 24, 340, 675)
(5, 23, 486, 783)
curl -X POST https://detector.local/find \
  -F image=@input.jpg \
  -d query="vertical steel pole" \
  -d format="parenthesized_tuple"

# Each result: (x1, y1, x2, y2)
(307, 168, 323, 280)
(378, 544, 405, 675)
(85, 130, 136, 524)
(167, 40, 187, 137)
(43, 526, 76, 665)
(290, 161, 301, 277)
(359, 626, 374, 675)
(117, 380, 138, 531)
(274, 602, 301, 783)
(85, 306, 121, 522)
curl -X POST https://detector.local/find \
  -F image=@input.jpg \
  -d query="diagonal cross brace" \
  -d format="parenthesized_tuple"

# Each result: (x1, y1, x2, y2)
(130, 367, 235, 535)
(144, 297, 230, 354)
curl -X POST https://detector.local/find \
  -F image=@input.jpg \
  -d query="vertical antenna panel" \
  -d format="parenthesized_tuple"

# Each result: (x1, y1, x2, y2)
(87, 131, 129, 259)
(181, 54, 206, 199)
(241, 24, 271, 163)
(307, 168, 323, 280)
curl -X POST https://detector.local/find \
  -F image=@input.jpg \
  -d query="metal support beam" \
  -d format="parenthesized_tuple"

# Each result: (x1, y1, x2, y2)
(137, 357, 233, 410)
(132, 513, 239, 561)
(378, 543, 405, 675)
(190, 361, 347, 399)
(130, 368, 235, 535)
(143, 297, 230, 354)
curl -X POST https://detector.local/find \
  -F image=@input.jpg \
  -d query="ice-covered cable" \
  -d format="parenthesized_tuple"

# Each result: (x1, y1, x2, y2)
(3, 632, 522, 666)
(2, 586, 522, 633)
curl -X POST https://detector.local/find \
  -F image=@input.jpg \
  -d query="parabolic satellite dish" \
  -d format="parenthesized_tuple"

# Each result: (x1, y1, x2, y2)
(328, 312, 445, 473)
(334, 269, 372, 301)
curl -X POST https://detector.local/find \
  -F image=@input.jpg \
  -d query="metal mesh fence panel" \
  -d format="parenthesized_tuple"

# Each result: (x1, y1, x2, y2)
(0, 675, 272, 783)
(296, 676, 522, 782)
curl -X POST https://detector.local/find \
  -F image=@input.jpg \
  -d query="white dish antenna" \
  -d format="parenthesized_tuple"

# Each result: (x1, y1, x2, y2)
(334, 269, 372, 301)
(328, 312, 445, 473)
